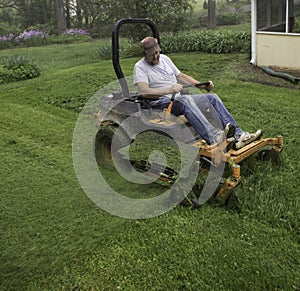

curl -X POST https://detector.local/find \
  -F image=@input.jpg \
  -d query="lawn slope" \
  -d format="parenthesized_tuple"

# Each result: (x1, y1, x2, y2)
(0, 43, 299, 290)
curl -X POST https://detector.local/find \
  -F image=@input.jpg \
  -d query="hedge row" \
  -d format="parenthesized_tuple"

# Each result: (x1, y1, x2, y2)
(161, 30, 251, 54)
(98, 30, 251, 60)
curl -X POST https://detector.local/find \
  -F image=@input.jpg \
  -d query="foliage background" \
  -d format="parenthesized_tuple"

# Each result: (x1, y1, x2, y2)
(0, 0, 252, 37)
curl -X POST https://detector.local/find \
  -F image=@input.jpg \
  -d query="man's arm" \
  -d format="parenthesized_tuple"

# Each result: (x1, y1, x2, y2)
(177, 72, 214, 91)
(136, 82, 182, 99)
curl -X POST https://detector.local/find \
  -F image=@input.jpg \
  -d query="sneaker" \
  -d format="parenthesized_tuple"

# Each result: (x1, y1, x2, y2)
(214, 123, 236, 145)
(235, 130, 262, 149)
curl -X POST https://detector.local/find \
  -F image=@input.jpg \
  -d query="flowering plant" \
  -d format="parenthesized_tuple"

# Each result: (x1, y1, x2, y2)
(0, 33, 16, 49)
(16, 30, 46, 46)
(17, 30, 46, 40)
(0, 30, 46, 49)
(63, 28, 89, 35)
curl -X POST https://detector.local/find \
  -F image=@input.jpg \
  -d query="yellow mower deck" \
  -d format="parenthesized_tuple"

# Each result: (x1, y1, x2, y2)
(192, 135, 284, 201)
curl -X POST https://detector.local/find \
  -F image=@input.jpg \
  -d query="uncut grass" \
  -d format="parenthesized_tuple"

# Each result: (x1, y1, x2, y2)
(1, 42, 300, 289)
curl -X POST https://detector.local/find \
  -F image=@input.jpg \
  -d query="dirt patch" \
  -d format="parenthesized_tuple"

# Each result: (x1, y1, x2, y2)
(237, 64, 300, 89)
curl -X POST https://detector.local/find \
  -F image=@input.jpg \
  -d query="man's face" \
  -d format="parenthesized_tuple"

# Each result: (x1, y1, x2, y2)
(145, 50, 160, 65)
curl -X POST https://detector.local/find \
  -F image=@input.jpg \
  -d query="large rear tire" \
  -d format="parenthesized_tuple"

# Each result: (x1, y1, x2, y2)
(95, 124, 130, 169)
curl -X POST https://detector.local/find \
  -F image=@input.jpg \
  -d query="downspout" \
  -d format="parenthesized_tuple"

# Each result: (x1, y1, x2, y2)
(250, 0, 257, 66)
(285, 0, 289, 33)
(260, 67, 300, 84)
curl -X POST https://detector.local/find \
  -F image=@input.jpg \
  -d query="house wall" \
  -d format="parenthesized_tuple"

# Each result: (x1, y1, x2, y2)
(256, 33, 300, 69)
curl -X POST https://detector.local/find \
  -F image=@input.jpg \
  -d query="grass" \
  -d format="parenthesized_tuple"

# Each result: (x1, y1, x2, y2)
(0, 40, 106, 72)
(0, 39, 300, 290)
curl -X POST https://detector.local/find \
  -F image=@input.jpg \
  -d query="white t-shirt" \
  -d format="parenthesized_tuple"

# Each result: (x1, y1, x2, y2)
(133, 54, 180, 97)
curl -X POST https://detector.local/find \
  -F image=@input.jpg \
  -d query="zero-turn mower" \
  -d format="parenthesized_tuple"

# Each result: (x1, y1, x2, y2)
(94, 18, 283, 208)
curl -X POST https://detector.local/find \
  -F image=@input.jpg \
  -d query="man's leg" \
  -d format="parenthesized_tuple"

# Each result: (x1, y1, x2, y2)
(192, 94, 262, 147)
(192, 94, 244, 138)
(150, 95, 234, 145)
(171, 95, 219, 144)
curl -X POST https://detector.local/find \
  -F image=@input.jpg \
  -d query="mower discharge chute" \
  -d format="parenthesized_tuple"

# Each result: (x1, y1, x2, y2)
(95, 18, 283, 208)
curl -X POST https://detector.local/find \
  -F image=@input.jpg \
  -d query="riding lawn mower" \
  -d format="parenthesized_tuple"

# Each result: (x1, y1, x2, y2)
(94, 18, 284, 209)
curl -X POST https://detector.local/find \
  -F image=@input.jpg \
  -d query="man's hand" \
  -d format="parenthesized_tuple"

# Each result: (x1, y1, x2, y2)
(197, 80, 214, 91)
(206, 81, 214, 91)
(169, 84, 183, 94)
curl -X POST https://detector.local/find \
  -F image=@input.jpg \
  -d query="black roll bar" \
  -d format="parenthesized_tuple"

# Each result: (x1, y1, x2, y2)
(112, 18, 161, 98)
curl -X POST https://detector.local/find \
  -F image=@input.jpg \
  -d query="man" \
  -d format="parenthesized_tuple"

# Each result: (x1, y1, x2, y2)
(133, 36, 261, 148)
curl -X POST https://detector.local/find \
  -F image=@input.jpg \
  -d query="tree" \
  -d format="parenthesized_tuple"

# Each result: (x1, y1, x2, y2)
(65, 0, 71, 28)
(208, 0, 216, 29)
(54, 0, 66, 34)
(102, 0, 195, 33)
(0, 0, 196, 36)
(0, 0, 20, 13)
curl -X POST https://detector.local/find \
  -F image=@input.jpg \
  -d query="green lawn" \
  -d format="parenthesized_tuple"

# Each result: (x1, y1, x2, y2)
(0, 41, 299, 290)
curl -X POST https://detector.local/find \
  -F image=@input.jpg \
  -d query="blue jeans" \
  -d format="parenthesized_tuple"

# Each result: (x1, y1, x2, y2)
(150, 94, 243, 144)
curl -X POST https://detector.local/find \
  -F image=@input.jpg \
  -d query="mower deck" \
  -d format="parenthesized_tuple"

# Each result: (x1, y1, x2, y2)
(193, 135, 283, 164)
(190, 135, 284, 203)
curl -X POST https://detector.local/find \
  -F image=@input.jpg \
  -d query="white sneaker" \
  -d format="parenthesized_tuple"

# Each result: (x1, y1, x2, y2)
(214, 123, 236, 145)
(235, 130, 262, 149)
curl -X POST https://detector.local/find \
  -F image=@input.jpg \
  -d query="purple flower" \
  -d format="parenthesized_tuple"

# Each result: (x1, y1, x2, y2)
(63, 28, 89, 35)
(0, 36, 8, 42)
(19, 30, 46, 40)
(8, 33, 14, 40)
(0, 30, 47, 48)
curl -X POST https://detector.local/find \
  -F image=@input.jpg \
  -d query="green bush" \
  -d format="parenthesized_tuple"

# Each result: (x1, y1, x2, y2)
(292, 19, 300, 33)
(144, 30, 247, 56)
(101, 30, 251, 60)
(217, 13, 241, 26)
(0, 23, 21, 36)
(0, 55, 40, 83)
(98, 41, 141, 60)
(157, 30, 250, 54)
(98, 42, 112, 60)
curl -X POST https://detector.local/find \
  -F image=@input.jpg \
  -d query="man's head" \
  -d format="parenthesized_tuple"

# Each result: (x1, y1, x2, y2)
(140, 37, 161, 65)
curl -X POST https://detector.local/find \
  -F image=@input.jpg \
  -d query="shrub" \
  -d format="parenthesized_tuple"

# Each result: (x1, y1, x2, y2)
(45, 29, 91, 45)
(0, 55, 40, 83)
(0, 23, 21, 37)
(0, 28, 92, 49)
(98, 41, 141, 60)
(16, 30, 46, 47)
(63, 28, 89, 35)
(292, 19, 300, 33)
(0, 30, 46, 49)
(26, 23, 54, 35)
(155, 30, 250, 54)
(98, 30, 250, 61)
(0, 33, 15, 49)
(217, 13, 241, 26)
(98, 42, 112, 60)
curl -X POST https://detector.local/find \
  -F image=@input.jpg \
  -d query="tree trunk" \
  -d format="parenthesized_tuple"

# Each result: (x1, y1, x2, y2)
(54, 0, 66, 34)
(65, 0, 71, 28)
(75, 0, 83, 28)
(208, 0, 216, 29)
